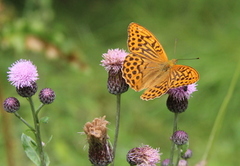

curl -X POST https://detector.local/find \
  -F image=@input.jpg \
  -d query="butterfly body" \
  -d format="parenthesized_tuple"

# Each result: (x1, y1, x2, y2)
(122, 23, 199, 100)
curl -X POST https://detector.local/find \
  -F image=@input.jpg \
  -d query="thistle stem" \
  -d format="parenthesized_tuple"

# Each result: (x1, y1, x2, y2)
(28, 97, 46, 166)
(201, 60, 240, 163)
(14, 112, 35, 132)
(170, 113, 179, 166)
(36, 103, 45, 116)
(175, 145, 181, 166)
(112, 94, 121, 166)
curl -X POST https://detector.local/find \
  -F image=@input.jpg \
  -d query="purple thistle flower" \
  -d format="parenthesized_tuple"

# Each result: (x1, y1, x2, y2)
(7, 59, 39, 88)
(3, 97, 20, 113)
(101, 49, 129, 95)
(101, 48, 128, 72)
(167, 83, 198, 100)
(178, 159, 188, 166)
(170, 130, 189, 146)
(39, 88, 56, 104)
(166, 83, 198, 113)
(16, 81, 38, 97)
(161, 159, 170, 166)
(127, 145, 161, 166)
(181, 149, 192, 160)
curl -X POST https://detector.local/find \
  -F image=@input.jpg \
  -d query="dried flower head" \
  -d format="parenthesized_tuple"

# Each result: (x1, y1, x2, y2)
(39, 88, 56, 104)
(7, 59, 39, 88)
(166, 83, 198, 113)
(83, 116, 113, 166)
(127, 145, 161, 166)
(171, 130, 189, 146)
(3, 97, 20, 113)
(101, 48, 129, 95)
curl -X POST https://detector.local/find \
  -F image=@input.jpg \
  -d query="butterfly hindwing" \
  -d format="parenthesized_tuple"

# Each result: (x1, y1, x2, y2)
(141, 78, 169, 100)
(169, 65, 199, 88)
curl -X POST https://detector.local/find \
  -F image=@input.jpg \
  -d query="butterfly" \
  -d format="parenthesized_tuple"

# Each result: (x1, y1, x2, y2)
(122, 23, 199, 100)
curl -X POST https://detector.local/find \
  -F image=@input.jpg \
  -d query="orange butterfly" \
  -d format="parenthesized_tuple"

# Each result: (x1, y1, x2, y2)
(122, 23, 199, 100)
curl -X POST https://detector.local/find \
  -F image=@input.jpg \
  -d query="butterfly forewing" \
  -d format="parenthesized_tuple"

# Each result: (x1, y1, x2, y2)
(128, 23, 168, 63)
(122, 54, 145, 91)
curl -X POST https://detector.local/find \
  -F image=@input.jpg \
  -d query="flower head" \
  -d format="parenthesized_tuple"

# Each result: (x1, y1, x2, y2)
(171, 130, 189, 146)
(101, 49, 129, 95)
(167, 83, 198, 100)
(16, 81, 38, 97)
(181, 149, 192, 160)
(83, 116, 113, 166)
(178, 159, 188, 166)
(166, 83, 198, 113)
(3, 97, 20, 113)
(127, 145, 161, 166)
(7, 59, 39, 88)
(101, 48, 128, 72)
(39, 88, 56, 104)
(161, 158, 170, 166)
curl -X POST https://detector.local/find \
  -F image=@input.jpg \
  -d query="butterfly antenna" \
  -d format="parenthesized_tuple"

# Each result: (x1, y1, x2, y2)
(178, 57, 200, 61)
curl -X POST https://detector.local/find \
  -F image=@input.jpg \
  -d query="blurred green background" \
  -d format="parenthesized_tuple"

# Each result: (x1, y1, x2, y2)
(0, 0, 240, 165)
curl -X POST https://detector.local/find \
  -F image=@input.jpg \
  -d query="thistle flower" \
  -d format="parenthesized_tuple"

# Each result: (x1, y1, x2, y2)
(101, 49, 128, 72)
(101, 48, 129, 95)
(181, 149, 192, 160)
(170, 130, 189, 146)
(7, 59, 39, 88)
(161, 159, 170, 166)
(127, 145, 161, 166)
(16, 81, 38, 97)
(83, 116, 113, 166)
(39, 88, 56, 104)
(178, 159, 188, 166)
(166, 83, 198, 113)
(3, 97, 20, 113)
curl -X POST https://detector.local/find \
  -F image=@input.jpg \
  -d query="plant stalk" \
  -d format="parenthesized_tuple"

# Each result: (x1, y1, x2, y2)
(111, 94, 121, 166)
(170, 113, 179, 166)
(201, 60, 240, 163)
(28, 97, 46, 166)
(14, 112, 35, 132)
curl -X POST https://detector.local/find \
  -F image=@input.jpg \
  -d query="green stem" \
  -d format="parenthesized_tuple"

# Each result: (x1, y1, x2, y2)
(175, 145, 181, 166)
(14, 112, 35, 132)
(28, 97, 46, 166)
(170, 113, 179, 166)
(111, 94, 121, 166)
(36, 103, 45, 116)
(201, 60, 240, 163)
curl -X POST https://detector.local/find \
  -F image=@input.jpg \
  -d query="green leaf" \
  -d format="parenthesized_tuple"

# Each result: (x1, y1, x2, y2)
(21, 133, 40, 165)
(21, 133, 50, 166)
(180, 142, 189, 157)
(44, 151, 50, 166)
(46, 135, 53, 145)
(40, 116, 50, 123)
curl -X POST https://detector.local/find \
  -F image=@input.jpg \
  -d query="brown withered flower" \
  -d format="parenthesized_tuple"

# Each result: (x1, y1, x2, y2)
(83, 116, 113, 166)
